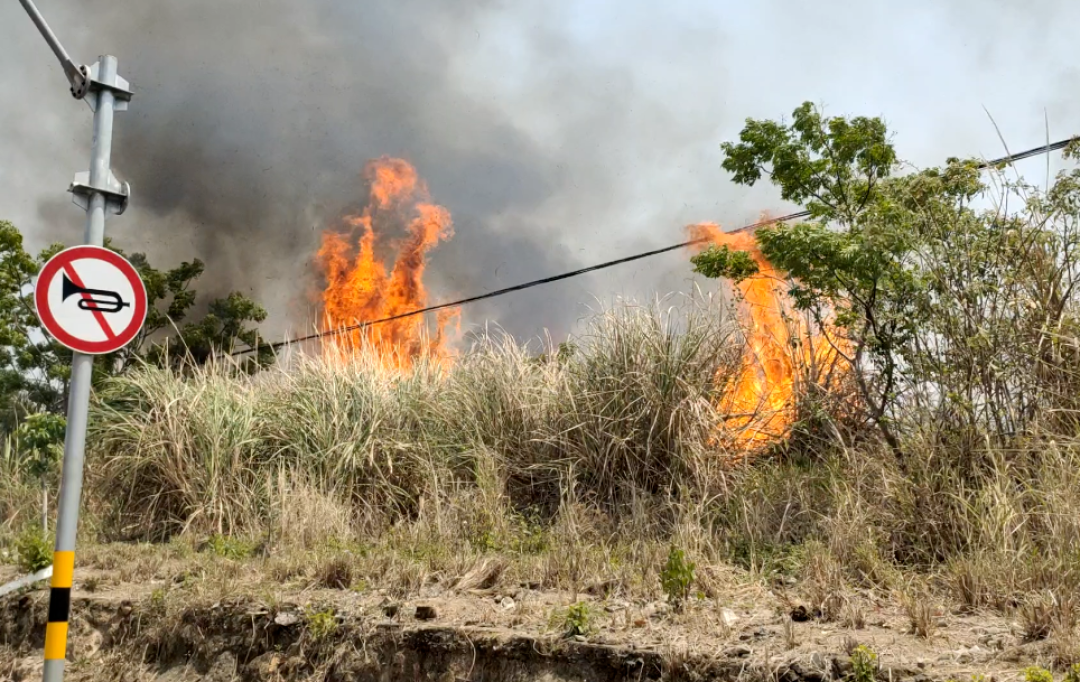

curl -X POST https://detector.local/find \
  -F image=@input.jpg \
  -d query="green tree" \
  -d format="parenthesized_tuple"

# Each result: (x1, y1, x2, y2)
(694, 102, 909, 455)
(695, 103, 1080, 462)
(15, 412, 66, 532)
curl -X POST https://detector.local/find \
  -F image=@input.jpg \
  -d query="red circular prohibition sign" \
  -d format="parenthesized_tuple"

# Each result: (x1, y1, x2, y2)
(34, 245, 148, 355)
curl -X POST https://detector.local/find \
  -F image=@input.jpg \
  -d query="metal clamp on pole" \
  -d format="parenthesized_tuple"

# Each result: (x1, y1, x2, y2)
(79, 59, 132, 112)
(69, 171, 131, 216)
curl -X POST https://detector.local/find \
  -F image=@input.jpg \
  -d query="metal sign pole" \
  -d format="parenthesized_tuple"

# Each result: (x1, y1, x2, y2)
(15, 3, 131, 680)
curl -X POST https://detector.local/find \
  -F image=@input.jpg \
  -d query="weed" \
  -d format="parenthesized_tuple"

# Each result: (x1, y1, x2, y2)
(149, 588, 167, 611)
(558, 602, 594, 638)
(1064, 664, 1080, 682)
(660, 547, 696, 610)
(203, 534, 253, 561)
(1024, 667, 1054, 682)
(14, 528, 52, 573)
(325, 537, 369, 556)
(305, 606, 338, 642)
(850, 645, 878, 682)
(468, 528, 500, 554)
(510, 513, 550, 555)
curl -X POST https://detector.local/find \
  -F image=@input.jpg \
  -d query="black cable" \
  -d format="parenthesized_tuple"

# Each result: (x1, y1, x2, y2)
(233, 137, 1076, 356)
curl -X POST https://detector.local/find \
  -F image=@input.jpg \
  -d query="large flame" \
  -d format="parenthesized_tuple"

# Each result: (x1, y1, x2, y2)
(688, 220, 848, 448)
(316, 157, 458, 369)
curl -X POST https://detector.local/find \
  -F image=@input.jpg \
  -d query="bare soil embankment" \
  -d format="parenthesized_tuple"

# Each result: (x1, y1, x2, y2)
(0, 561, 1044, 682)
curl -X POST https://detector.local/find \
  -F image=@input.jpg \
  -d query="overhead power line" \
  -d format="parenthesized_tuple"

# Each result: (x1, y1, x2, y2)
(233, 137, 1076, 357)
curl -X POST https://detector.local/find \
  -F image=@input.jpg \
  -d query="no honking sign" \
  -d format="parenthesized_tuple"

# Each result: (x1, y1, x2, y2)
(34, 245, 148, 354)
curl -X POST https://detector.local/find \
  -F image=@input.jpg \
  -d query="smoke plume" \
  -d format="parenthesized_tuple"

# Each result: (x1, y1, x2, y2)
(2, 0, 1078, 347)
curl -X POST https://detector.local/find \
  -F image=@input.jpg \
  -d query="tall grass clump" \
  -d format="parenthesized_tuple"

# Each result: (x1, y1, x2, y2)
(90, 365, 266, 540)
(547, 299, 742, 507)
(84, 296, 743, 546)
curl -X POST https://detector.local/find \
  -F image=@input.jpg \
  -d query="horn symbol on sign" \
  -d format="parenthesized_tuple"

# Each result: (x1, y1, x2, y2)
(61, 273, 130, 314)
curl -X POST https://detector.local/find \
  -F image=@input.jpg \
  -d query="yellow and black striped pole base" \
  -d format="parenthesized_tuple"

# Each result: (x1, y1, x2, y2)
(42, 551, 74, 681)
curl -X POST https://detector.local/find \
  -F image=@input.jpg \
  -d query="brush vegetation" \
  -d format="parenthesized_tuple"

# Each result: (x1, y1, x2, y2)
(5, 103, 1080, 668)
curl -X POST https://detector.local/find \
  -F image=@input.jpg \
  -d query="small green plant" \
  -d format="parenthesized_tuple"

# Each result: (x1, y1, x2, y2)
(510, 511, 550, 555)
(325, 536, 369, 556)
(204, 534, 253, 560)
(850, 645, 878, 682)
(149, 587, 167, 611)
(559, 602, 593, 638)
(1024, 667, 1054, 682)
(305, 606, 338, 642)
(1064, 664, 1080, 682)
(468, 527, 500, 553)
(14, 528, 52, 573)
(660, 546, 696, 610)
(173, 568, 201, 589)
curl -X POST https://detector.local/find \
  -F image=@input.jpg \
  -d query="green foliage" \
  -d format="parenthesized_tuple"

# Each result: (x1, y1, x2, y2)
(721, 101, 896, 222)
(1024, 667, 1054, 682)
(510, 510, 550, 555)
(1064, 664, 1080, 682)
(660, 546, 696, 609)
(466, 509, 549, 555)
(325, 536, 369, 557)
(558, 601, 594, 638)
(705, 102, 1080, 458)
(146, 291, 273, 373)
(149, 587, 168, 611)
(203, 533, 254, 560)
(15, 412, 65, 480)
(14, 527, 52, 573)
(305, 606, 338, 641)
(850, 644, 878, 682)
(690, 245, 760, 282)
(0, 220, 60, 421)
(714, 102, 912, 452)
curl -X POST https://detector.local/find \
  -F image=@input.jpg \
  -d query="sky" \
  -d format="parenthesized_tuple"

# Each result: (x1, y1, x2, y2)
(1, 0, 1078, 350)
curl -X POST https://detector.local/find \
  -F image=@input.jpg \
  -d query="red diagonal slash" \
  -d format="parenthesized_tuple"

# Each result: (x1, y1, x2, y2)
(62, 263, 117, 342)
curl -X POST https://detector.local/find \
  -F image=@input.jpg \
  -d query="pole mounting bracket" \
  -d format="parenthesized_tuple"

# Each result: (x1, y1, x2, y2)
(69, 64, 89, 99)
(81, 61, 132, 112)
(68, 170, 130, 215)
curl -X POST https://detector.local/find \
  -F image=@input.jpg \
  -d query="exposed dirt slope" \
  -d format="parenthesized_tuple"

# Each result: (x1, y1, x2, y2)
(0, 563, 1048, 682)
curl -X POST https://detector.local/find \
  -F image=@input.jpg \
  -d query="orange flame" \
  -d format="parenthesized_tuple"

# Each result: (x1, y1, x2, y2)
(688, 219, 848, 449)
(316, 157, 458, 369)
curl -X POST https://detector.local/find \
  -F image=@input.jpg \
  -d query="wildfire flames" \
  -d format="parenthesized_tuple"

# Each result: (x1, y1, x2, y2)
(316, 157, 458, 369)
(314, 157, 842, 449)
(687, 221, 848, 448)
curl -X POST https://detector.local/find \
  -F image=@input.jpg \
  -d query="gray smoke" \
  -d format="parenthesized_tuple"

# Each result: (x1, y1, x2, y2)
(2, 0, 1078, 348)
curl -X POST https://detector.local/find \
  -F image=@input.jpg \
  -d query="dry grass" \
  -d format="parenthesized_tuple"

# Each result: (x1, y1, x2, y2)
(3, 297, 1080, 660)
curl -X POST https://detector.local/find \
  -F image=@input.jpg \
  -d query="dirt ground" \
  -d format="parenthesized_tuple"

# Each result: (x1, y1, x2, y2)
(0, 558, 1056, 682)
